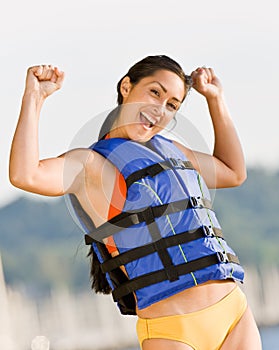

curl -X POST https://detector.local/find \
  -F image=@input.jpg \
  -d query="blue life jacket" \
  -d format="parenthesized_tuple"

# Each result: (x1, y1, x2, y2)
(72, 134, 244, 315)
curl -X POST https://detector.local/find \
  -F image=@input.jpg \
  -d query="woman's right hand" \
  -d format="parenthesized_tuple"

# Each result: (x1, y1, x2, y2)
(24, 65, 65, 99)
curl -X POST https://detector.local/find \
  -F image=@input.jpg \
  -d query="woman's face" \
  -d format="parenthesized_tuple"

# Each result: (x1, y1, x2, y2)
(110, 69, 186, 142)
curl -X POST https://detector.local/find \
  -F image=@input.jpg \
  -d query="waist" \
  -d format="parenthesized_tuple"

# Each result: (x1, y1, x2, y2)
(136, 279, 237, 319)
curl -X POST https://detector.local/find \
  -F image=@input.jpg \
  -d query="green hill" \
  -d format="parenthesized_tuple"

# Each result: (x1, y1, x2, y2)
(0, 196, 89, 296)
(214, 168, 279, 265)
(0, 167, 278, 296)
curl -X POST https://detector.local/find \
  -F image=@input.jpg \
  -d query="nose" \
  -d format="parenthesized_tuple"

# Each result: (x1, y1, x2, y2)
(151, 103, 165, 117)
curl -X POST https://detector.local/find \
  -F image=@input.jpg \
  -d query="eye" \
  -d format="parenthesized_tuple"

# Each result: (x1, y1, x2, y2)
(151, 89, 160, 97)
(167, 103, 178, 111)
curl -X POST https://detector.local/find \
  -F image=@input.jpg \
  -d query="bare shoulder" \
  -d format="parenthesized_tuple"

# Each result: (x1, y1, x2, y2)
(70, 148, 108, 171)
(60, 147, 94, 163)
(59, 147, 102, 194)
(172, 139, 218, 189)
(63, 148, 115, 187)
(172, 140, 201, 173)
(60, 147, 102, 174)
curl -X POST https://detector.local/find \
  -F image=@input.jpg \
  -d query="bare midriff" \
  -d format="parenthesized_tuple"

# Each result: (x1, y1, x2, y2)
(136, 279, 237, 318)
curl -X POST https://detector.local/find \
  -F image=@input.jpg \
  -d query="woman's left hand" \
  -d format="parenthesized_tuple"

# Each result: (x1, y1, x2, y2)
(191, 67, 223, 99)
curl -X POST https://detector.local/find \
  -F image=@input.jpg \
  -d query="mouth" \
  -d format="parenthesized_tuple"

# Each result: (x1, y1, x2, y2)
(139, 112, 157, 129)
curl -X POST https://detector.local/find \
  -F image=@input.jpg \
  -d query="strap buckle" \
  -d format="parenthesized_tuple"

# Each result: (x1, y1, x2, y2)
(203, 225, 215, 237)
(169, 158, 186, 169)
(190, 196, 203, 208)
(217, 251, 229, 263)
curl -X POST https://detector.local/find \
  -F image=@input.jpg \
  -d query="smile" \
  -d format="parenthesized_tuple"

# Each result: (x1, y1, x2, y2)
(139, 112, 157, 129)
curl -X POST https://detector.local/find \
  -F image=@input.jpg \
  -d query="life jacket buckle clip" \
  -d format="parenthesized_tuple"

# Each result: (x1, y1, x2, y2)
(203, 225, 214, 237)
(190, 196, 203, 208)
(217, 251, 229, 263)
(169, 158, 185, 169)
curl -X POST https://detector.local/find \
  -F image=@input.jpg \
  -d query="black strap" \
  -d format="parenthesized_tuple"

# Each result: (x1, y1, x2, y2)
(85, 197, 212, 243)
(112, 252, 240, 301)
(125, 159, 194, 188)
(94, 240, 137, 315)
(101, 226, 223, 273)
(144, 207, 179, 281)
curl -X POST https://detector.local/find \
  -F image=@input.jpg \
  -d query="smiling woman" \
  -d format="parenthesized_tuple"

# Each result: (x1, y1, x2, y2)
(9, 55, 262, 350)
(108, 70, 186, 142)
(98, 55, 192, 142)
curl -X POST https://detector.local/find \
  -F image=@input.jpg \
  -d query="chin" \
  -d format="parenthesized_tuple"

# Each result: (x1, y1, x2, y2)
(126, 127, 155, 143)
(130, 135, 152, 143)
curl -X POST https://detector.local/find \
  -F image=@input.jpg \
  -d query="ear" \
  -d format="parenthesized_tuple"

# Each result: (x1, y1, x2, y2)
(120, 76, 132, 100)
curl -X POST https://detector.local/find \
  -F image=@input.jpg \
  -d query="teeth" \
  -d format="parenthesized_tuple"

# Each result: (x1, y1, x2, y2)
(141, 112, 156, 125)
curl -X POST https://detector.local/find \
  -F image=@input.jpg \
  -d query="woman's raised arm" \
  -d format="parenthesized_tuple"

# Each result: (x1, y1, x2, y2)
(175, 67, 247, 189)
(9, 65, 92, 196)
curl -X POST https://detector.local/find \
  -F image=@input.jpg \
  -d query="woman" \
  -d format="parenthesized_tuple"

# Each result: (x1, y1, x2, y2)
(9, 56, 262, 349)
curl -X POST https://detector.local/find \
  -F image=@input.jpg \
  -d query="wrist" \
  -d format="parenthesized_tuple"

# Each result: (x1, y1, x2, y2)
(21, 90, 46, 115)
(22, 90, 46, 105)
(206, 91, 225, 104)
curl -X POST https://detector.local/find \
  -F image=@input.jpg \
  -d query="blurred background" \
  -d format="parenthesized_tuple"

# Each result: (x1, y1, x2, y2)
(0, 0, 278, 349)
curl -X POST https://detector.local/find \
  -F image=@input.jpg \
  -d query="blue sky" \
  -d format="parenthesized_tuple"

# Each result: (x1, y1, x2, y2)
(1, 0, 278, 206)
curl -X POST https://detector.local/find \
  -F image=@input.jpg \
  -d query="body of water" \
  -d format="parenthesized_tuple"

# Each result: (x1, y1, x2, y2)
(260, 325, 279, 350)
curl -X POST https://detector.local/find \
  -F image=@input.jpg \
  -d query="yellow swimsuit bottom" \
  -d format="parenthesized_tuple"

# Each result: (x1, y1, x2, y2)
(136, 286, 247, 350)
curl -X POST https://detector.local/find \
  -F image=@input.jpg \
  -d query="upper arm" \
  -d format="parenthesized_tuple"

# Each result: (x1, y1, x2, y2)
(173, 140, 244, 189)
(11, 148, 95, 197)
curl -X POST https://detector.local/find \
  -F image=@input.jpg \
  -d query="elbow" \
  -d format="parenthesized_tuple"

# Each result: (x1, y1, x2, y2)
(9, 170, 33, 191)
(237, 166, 247, 186)
(232, 168, 247, 187)
(215, 166, 247, 189)
(9, 169, 20, 188)
(9, 174, 25, 189)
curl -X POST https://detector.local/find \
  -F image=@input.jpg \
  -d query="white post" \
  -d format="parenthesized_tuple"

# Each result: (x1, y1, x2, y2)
(31, 336, 50, 350)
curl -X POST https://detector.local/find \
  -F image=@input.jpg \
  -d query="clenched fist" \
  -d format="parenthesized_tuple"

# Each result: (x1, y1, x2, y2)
(191, 67, 223, 99)
(24, 65, 65, 99)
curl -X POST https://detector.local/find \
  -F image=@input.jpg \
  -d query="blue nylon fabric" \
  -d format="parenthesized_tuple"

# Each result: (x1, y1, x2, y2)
(88, 134, 244, 310)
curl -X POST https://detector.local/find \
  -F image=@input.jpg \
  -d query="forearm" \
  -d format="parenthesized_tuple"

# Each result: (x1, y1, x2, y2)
(207, 94, 247, 184)
(9, 92, 45, 186)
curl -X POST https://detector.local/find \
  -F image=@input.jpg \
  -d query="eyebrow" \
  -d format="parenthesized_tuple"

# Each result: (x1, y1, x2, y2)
(148, 81, 182, 104)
